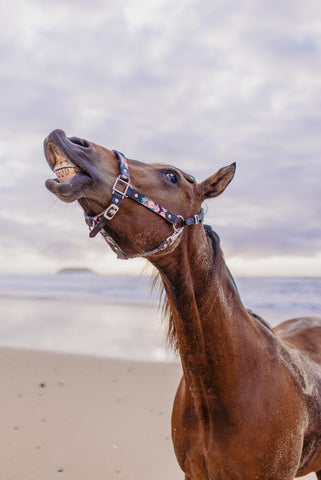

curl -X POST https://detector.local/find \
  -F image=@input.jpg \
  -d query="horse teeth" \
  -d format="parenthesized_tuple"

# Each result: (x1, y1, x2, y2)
(55, 166, 79, 183)
(52, 154, 80, 183)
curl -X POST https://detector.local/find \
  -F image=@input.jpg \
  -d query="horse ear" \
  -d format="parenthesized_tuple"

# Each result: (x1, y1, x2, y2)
(198, 163, 236, 200)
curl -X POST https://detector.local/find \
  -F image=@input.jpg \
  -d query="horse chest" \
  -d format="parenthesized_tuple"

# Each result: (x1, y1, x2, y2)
(171, 379, 307, 480)
(171, 385, 237, 478)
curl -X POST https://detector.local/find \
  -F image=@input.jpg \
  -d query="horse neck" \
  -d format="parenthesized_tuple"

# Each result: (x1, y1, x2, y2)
(152, 225, 260, 406)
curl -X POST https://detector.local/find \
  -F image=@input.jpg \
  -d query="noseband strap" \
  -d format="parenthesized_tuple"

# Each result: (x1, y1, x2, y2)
(85, 150, 205, 259)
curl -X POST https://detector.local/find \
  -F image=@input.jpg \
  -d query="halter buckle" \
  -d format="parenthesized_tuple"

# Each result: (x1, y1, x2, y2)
(194, 214, 200, 224)
(103, 204, 119, 220)
(112, 176, 130, 198)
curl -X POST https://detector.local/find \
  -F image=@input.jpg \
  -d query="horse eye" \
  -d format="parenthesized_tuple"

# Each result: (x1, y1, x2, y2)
(166, 172, 178, 184)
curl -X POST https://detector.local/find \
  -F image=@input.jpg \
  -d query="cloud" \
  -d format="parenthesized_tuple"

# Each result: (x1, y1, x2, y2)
(1, 0, 321, 274)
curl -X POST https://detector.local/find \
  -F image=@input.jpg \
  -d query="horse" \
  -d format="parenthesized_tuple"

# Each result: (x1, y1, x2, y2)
(44, 129, 321, 480)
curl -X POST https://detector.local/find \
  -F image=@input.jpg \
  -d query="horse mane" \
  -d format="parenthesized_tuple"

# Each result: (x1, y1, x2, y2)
(247, 309, 272, 331)
(151, 225, 219, 353)
(151, 225, 271, 353)
(151, 266, 178, 353)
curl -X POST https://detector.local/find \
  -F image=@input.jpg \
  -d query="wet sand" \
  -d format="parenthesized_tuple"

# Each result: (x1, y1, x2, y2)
(0, 347, 316, 480)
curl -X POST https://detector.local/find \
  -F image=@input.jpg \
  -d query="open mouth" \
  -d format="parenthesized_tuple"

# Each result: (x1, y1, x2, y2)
(44, 130, 93, 202)
(53, 153, 80, 183)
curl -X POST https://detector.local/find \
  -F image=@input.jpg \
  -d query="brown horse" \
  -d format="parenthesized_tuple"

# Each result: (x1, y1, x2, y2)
(44, 129, 321, 480)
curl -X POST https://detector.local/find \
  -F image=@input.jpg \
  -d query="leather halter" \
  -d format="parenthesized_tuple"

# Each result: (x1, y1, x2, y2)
(85, 150, 205, 260)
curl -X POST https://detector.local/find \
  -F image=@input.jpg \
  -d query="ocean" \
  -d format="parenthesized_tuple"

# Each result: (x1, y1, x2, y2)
(0, 273, 320, 362)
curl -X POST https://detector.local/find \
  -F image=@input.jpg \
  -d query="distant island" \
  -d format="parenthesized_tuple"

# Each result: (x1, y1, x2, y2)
(57, 267, 97, 275)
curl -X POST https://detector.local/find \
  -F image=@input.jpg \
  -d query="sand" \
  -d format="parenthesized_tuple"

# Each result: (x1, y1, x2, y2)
(0, 348, 182, 480)
(0, 347, 316, 480)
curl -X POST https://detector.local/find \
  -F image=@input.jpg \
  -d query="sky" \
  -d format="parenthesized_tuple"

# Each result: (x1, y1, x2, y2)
(1, 0, 321, 276)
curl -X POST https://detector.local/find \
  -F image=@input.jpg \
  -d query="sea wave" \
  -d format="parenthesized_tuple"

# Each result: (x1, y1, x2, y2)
(0, 273, 319, 361)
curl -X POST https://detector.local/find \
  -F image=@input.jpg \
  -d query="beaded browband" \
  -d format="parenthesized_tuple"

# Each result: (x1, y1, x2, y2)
(85, 150, 205, 259)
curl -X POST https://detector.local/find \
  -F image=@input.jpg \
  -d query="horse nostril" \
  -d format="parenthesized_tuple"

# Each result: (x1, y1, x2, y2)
(68, 136, 90, 148)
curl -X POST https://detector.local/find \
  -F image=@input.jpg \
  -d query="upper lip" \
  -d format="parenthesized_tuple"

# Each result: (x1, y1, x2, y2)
(44, 129, 93, 173)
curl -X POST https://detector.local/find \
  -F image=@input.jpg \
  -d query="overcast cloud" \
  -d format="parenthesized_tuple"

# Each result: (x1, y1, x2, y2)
(1, 0, 321, 275)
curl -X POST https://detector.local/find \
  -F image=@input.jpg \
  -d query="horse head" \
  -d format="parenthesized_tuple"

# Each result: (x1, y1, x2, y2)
(44, 129, 235, 259)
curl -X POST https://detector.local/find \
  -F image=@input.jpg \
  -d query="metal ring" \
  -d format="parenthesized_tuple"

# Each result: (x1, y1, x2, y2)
(174, 215, 184, 232)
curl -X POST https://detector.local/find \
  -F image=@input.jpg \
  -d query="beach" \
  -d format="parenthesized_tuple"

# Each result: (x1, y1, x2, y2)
(0, 347, 317, 480)
(0, 273, 320, 479)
